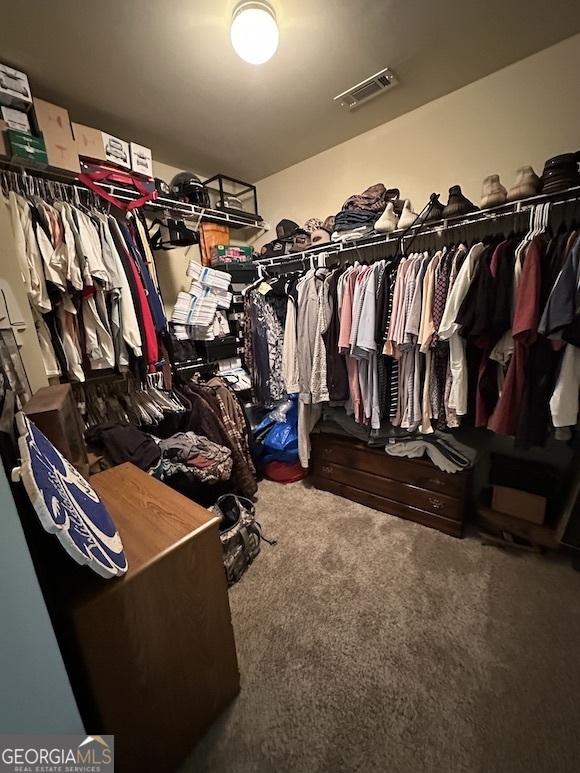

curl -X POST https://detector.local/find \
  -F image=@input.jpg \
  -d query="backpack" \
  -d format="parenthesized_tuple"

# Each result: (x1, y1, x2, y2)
(211, 494, 275, 585)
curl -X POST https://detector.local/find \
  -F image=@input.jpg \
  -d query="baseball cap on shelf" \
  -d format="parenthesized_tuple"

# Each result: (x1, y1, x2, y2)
(276, 219, 301, 241)
(290, 229, 311, 253)
(323, 214, 336, 233)
(261, 239, 288, 258)
(303, 217, 323, 233)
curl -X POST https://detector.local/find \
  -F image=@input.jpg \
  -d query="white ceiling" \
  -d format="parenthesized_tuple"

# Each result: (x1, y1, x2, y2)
(1, 1, 579, 182)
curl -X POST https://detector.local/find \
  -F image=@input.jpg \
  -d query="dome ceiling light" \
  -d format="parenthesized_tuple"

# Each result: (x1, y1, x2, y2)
(230, 1, 279, 65)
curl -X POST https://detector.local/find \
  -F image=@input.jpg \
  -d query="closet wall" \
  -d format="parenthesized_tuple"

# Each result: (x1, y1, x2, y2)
(256, 34, 580, 239)
(151, 159, 204, 316)
(151, 160, 261, 317)
(0, 466, 84, 734)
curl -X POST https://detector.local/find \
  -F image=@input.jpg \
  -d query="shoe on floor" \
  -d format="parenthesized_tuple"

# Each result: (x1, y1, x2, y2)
(507, 165, 541, 201)
(398, 200, 419, 229)
(481, 174, 507, 208)
(374, 202, 399, 233)
(442, 185, 478, 218)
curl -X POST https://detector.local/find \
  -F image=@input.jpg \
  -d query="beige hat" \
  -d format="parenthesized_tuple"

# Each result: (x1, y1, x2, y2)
(374, 202, 399, 233)
(507, 166, 541, 202)
(481, 174, 507, 208)
(311, 228, 331, 245)
(397, 200, 418, 229)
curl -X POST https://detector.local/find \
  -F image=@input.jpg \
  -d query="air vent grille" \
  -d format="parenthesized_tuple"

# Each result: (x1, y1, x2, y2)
(334, 67, 398, 110)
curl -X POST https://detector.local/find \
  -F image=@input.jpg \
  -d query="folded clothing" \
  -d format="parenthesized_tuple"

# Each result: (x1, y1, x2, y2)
(334, 208, 378, 231)
(86, 422, 161, 470)
(332, 225, 374, 242)
(384, 432, 477, 474)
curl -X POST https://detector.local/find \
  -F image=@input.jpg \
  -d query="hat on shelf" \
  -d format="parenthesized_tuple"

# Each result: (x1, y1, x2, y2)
(260, 239, 288, 259)
(442, 185, 478, 218)
(323, 214, 336, 233)
(374, 202, 399, 233)
(540, 152, 580, 194)
(276, 218, 301, 241)
(290, 229, 311, 253)
(506, 166, 541, 201)
(481, 174, 507, 208)
(342, 183, 400, 213)
(311, 228, 331, 245)
(397, 200, 419, 229)
(303, 217, 323, 233)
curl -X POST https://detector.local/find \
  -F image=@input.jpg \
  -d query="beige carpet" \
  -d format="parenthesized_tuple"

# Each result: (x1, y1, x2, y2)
(182, 480, 580, 773)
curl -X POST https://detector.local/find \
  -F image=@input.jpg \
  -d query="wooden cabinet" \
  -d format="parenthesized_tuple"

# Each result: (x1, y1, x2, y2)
(65, 464, 239, 772)
(310, 434, 471, 537)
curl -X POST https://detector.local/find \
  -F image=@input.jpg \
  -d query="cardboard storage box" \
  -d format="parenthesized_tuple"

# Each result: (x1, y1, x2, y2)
(33, 98, 79, 173)
(73, 123, 131, 169)
(7, 128, 48, 168)
(0, 63, 32, 109)
(72, 122, 107, 162)
(1, 106, 31, 133)
(130, 141, 152, 177)
(492, 485, 546, 525)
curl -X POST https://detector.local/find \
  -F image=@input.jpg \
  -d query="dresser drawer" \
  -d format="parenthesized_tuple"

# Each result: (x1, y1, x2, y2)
(312, 460, 463, 521)
(310, 475, 463, 538)
(311, 434, 468, 498)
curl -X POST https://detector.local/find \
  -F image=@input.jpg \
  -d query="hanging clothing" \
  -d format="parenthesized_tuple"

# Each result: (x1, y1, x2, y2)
(244, 216, 580, 458)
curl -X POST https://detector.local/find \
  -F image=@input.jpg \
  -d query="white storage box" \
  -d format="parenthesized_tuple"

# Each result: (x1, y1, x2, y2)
(102, 132, 131, 169)
(1, 106, 31, 133)
(130, 142, 153, 177)
(0, 63, 32, 109)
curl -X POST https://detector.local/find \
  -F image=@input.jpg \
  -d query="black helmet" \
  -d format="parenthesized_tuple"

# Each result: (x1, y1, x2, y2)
(170, 172, 210, 207)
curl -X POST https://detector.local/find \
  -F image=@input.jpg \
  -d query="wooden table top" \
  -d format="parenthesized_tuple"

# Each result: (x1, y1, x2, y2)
(90, 463, 217, 579)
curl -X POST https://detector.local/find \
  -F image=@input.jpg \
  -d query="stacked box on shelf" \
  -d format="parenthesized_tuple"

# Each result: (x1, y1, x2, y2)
(210, 244, 254, 267)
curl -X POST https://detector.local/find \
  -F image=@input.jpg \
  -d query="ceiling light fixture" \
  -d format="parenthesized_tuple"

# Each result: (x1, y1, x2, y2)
(231, 1, 279, 65)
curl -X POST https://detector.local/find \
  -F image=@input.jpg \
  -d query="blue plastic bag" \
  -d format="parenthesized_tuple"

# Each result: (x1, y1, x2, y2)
(255, 395, 299, 465)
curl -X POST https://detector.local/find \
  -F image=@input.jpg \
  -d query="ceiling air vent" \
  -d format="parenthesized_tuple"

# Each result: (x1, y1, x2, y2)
(334, 67, 398, 110)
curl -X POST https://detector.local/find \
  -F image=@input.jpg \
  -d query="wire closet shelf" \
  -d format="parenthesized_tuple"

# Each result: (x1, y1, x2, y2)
(254, 185, 580, 270)
(0, 160, 270, 233)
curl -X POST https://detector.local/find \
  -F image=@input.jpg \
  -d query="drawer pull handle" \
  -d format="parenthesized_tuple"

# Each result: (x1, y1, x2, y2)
(428, 497, 444, 510)
(421, 477, 446, 489)
(321, 465, 334, 475)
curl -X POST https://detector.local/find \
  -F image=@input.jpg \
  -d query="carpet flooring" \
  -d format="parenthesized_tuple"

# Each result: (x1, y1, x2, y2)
(182, 480, 580, 773)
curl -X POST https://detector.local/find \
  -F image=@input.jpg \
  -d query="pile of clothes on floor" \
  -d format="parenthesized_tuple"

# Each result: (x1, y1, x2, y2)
(86, 374, 257, 506)
(86, 422, 233, 494)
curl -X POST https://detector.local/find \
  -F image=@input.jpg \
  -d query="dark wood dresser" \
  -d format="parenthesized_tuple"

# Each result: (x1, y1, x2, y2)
(310, 433, 471, 537)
